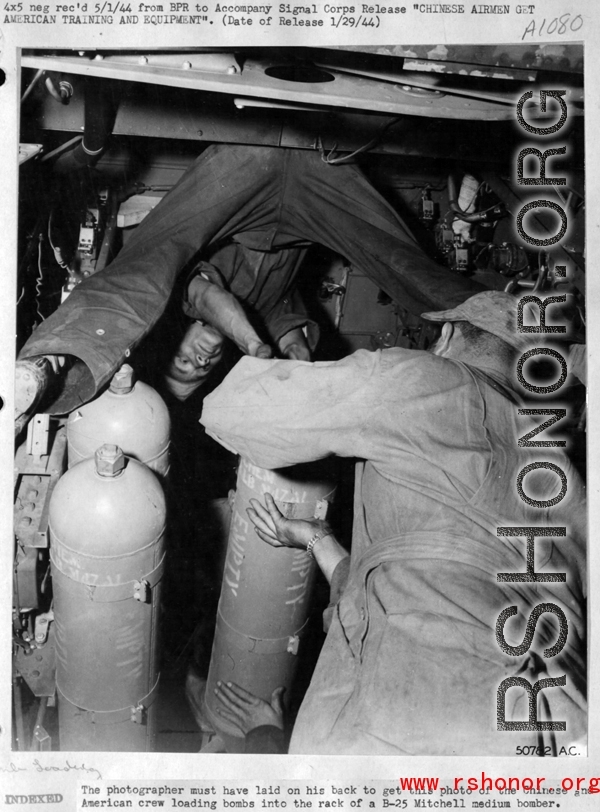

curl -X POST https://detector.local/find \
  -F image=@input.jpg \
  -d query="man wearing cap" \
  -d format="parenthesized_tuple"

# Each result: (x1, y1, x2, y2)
(201, 290, 586, 755)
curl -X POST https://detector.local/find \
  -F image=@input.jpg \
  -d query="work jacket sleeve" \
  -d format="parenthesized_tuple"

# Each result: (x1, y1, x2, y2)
(184, 261, 318, 350)
(322, 557, 351, 633)
(244, 725, 286, 754)
(260, 287, 319, 351)
(200, 348, 439, 469)
(183, 261, 228, 303)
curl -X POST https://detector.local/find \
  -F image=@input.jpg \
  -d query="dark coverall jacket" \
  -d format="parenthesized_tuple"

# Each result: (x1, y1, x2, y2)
(184, 241, 319, 352)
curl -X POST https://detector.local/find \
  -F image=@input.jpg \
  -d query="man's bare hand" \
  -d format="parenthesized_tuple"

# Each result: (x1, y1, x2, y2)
(214, 681, 284, 736)
(278, 328, 311, 361)
(281, 341, 310, 361)
(187, 275, 275, 360)
(246, 339, 274, 360)
(247, 492, 330, 551)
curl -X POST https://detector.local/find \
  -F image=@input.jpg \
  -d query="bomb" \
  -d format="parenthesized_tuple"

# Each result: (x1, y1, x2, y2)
(49, 444, 166, 751)
(203, 457, 336, 745)
(67, 364, 170, 476)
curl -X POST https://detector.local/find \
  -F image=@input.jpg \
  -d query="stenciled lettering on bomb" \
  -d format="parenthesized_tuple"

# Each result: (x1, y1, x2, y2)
(495, 88, 576, 731)
(224, 509, 248, 597)
(285, 549, 313, 607)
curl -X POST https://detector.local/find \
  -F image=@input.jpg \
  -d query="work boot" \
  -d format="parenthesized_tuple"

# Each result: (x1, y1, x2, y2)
(14, 357, 52, 437)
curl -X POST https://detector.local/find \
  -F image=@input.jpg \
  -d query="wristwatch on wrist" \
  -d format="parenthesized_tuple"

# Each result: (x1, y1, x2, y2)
(306, 527, 333, 558)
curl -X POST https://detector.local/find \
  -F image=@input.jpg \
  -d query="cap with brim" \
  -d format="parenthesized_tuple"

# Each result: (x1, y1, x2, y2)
(421, 290, 535, 353)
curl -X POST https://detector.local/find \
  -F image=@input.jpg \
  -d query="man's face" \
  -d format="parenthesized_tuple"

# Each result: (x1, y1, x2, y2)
(167, 321, 225, 384)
